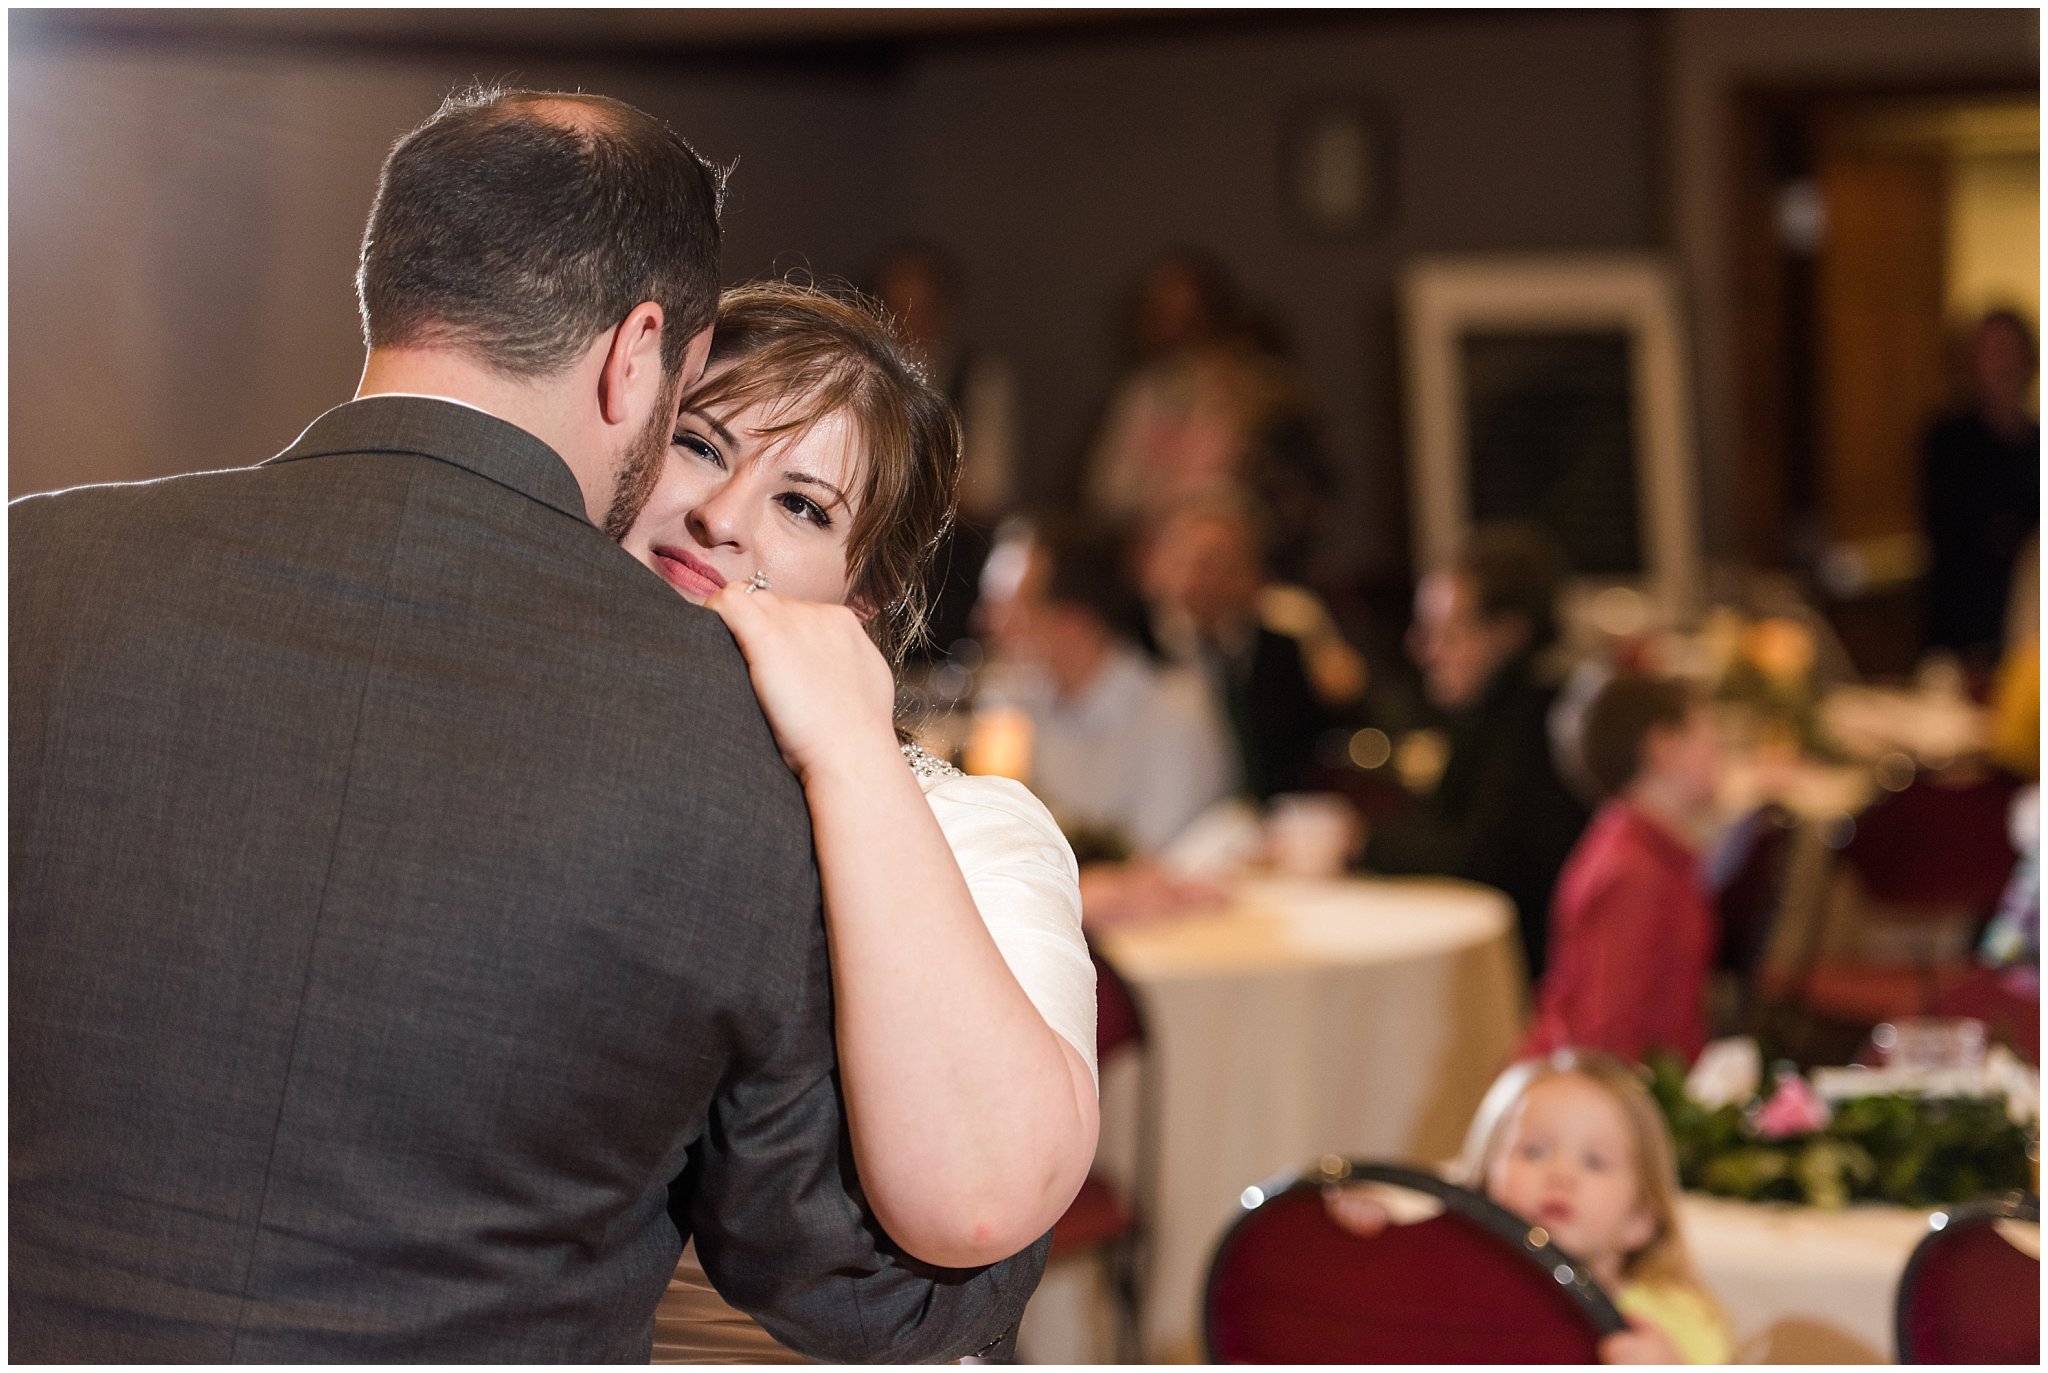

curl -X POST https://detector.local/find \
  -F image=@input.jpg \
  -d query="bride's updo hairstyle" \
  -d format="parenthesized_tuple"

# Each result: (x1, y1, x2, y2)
(682, 280, 962, 665)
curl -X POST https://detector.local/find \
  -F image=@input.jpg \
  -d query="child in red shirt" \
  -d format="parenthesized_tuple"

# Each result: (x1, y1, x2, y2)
(1522, 675, 1723, 1064)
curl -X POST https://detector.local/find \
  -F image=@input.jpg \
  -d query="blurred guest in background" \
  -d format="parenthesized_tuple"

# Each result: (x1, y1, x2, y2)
(1988, 535, 2039, 781)
(1920, 308, 2039, 672)
(1522, 675, 1723, 1066)
(1083, 247, 1327, 579)
(1141, 492, 1356, 802)
(1363, 523, 1590, 978)
(872, 239, 1018, 524)
(870, 239, 1018, 660)
(1980, 786, 2039, 981)
(1933, 783, 2041, 1067)
(975, 516, 1236, 857)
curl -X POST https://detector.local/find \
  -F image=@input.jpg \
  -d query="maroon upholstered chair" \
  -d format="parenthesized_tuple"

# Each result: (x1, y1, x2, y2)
(1895, 1192, 2039, 1364)
(1846, 772, 2020, 910)
(1048, 944, 1152, 1362)
(1930, 968, 2040, 1066)
(1773, 773, 2022, 1031)
(1204, 1160, 1625, 1364)
(1710, 803, 1800, 1034)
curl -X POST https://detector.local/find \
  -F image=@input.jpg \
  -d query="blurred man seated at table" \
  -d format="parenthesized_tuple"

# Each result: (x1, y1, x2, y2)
(1140, 493, 1363, 803)
(974, 516, 1237, 861)
(1522, 674, 1724, 1065)
(1362, 523, 1589, 978)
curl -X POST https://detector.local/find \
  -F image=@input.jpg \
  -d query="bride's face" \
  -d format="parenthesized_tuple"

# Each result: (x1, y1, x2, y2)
(621, 372, 866, 609)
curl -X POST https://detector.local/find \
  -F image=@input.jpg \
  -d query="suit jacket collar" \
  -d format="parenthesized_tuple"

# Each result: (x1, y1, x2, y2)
(265, 395, 593, 527)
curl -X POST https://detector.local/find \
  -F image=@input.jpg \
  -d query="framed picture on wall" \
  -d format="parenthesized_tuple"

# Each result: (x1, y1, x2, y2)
(1282, 100, 1394, 240)
(1400, 254, 1701, 624)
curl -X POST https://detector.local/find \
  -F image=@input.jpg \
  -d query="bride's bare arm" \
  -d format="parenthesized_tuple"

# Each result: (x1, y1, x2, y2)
(706, 584, 1098, 1268)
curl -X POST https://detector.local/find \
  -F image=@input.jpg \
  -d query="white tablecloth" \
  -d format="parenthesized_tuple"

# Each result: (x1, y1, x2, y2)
(1679, 1193, 1940, 1362)
(1819, 684, 1989, 767)
(1028, 876, 1524, 1363)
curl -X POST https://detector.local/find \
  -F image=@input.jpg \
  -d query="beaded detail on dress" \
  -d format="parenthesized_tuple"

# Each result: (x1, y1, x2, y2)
(900, 739, 963, 783)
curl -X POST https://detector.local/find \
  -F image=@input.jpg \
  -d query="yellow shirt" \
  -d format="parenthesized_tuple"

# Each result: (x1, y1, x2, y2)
(1990, 635, 2040, 780)
(1619, 1281, 1733, 1364)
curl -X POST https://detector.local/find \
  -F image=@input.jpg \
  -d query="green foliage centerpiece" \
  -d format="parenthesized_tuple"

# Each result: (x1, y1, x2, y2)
(1646, 1050, 2036, 1209)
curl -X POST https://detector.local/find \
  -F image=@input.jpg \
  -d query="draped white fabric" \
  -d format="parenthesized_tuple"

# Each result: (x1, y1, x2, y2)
(922, 770, 1096, 1087)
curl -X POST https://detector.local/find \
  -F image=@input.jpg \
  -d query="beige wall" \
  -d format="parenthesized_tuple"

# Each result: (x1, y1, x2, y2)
(12, 12, 2035, 583)
(1948, 149, 2040, 328)
(896, 11, 1660, 576)
(10, 38, 896, 499)
(9, 12, 1660, 585)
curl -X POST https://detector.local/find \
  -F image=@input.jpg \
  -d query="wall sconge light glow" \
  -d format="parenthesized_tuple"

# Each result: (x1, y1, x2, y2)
(1591, 585, 1649, 638)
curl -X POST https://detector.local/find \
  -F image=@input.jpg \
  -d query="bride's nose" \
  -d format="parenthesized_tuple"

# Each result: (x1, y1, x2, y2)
(686, 480, 753, 549)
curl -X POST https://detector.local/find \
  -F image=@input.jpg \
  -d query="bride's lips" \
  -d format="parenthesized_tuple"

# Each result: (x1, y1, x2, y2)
(651, 545, 726, 599)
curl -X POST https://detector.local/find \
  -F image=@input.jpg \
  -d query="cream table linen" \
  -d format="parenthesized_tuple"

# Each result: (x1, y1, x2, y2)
(1678, 1193, 1940, 1362)
(1045, 875, 1523, 1362)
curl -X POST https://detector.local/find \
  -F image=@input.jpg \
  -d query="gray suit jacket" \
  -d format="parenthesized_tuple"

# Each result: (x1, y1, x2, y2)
(10, 396, 1046, 1362)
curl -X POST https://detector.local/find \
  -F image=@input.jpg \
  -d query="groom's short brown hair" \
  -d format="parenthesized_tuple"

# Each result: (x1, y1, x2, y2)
(359, 87, 725, 378)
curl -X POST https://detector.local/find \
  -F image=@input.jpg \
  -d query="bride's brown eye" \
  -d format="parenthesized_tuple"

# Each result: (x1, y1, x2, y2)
(675, 433, 724, 469)
(779, 492, 831, 528)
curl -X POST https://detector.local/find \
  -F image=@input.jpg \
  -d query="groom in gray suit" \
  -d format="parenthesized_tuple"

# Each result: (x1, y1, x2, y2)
(11, 88, 1044, 1362)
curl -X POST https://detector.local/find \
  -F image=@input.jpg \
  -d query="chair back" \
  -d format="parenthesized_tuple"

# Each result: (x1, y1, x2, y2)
(1931, 968, 2040, 1065)
(1712, 804, 1797, 979)
(1045, 943, 1155, 1362)
(1093, 943, 1147, 1061)
(1845, 773, 2020, 911)
(1204, 1160, 1624, 1364)
(1895, 1192, 2040, 1364)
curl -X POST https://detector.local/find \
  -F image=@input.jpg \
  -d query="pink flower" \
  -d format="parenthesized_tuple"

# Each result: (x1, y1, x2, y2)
(1752, 1072, 1832, 1139)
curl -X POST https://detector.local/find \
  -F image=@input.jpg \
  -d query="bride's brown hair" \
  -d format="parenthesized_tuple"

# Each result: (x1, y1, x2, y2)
(681, 279, 962, 665)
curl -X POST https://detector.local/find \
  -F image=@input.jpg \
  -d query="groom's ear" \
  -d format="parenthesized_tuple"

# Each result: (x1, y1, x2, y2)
(596, 301, 669, 430)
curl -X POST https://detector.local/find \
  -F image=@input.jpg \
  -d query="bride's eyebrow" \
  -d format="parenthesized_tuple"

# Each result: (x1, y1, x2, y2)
(782, 471, 849, 510)
(678, 406, 737, 447)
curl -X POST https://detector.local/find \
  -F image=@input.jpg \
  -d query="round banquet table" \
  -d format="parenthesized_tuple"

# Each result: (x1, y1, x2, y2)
(1023, 875, 1524, 1363)
(1678, 1193, 1946, 1362)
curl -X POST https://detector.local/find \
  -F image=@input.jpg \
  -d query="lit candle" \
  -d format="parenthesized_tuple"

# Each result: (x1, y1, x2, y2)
(964, 706, 1033, 782)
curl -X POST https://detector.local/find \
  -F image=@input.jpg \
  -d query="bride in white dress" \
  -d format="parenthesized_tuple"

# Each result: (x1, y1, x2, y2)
(617, 281, 1099, 1361)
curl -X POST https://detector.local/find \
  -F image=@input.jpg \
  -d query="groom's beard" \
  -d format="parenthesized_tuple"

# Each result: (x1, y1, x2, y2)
(600, 386, 682, 542)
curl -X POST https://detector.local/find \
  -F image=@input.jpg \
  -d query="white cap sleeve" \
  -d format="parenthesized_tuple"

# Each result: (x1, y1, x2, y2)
(921, 771, 1097, 1089)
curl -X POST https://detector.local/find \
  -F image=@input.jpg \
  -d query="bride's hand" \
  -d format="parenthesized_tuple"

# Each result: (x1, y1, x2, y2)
(704, 583, 898, 782)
